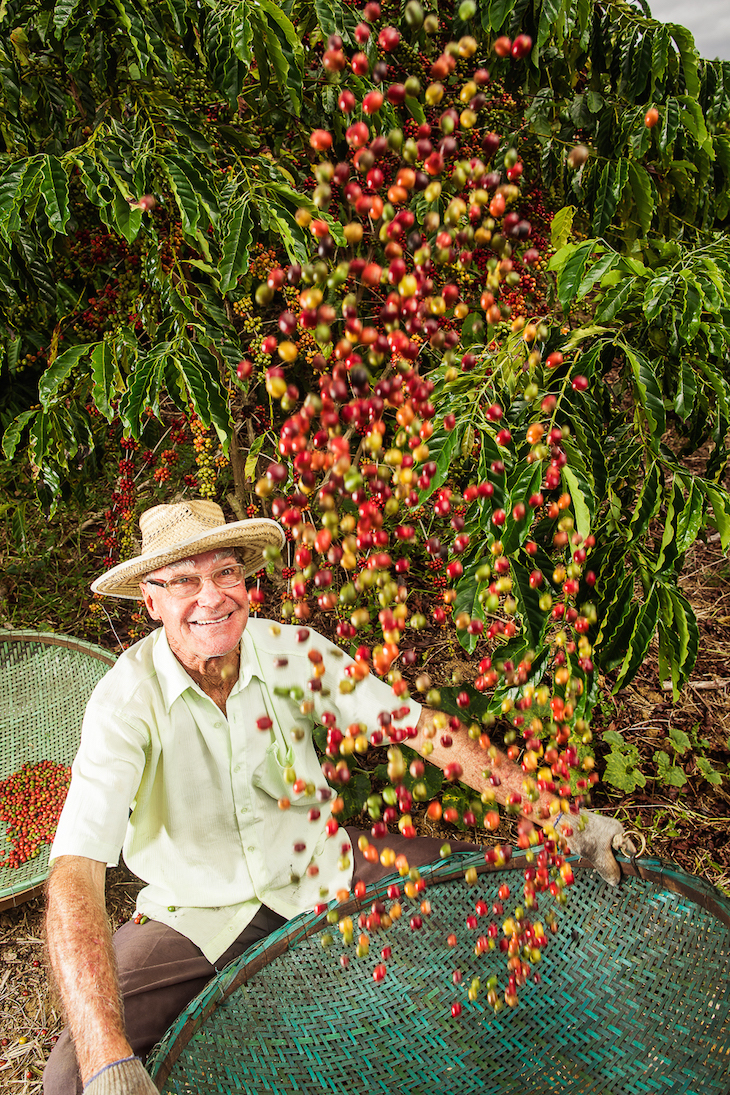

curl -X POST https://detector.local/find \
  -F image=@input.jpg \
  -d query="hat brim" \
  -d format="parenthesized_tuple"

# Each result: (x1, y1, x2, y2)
(91, 518, 285, 599)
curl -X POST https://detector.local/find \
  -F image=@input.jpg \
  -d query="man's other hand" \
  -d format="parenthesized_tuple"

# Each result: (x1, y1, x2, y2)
(555, 811, 636, 886)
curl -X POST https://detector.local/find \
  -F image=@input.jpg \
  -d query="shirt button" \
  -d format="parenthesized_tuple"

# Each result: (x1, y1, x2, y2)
(233, 765, 241, 773)
(247, 846, 255, 854)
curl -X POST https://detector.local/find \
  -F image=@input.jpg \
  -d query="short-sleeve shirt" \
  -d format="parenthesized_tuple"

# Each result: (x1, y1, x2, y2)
(51, 619, 421, 962)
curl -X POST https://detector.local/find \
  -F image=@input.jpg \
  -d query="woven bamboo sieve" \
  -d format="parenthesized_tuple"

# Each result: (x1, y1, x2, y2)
(0, 630, 116, 909)
(147, 854, 730, 1095)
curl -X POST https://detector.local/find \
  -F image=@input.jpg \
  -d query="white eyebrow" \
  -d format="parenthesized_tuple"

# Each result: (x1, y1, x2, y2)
(147, 551, 238, 580)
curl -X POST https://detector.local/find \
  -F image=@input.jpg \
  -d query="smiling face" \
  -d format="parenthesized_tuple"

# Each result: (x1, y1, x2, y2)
(140, 549, 249, 676)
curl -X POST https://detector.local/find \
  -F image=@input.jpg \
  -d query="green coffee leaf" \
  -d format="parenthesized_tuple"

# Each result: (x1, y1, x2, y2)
(537, 0, 562, 47)
(659, 97, 680, 153)
(219, 201, 253, 294)
(312, 0, 359, 44)
(485, 0, 517, 32)
(257, 0, 300, 111)
(112, 0, 153, 72)
(501, 463, 541, 554)
(119, 354, 161, 438)
(625, 31, 652, 103)
(594, 573, 635, 667)
(674, 361, 697, 421)
(677, 95, 709, 148)
(613, 584, 660, 691)
(656, 480, 682, 574)
(0, 162, 27, 241)
(40, 156, 70, 234)
(232, 2, 253, 63)
(628, 161, 655, 235)
(643, 274, 673, 323)
(561, 464, 593, 541)
(161, 158, 201, 235)
(453, 562, 485, 656)
(667, 587, 699, 690)
(650, 25, 669, 85)
(38, 344, 89, 407)
(675, 479, 703, 555)
(188, 345, 233, 445)
(669, 24, 700, 98)
(702, 484, 730, 551)
(624, 346, 665, 452)
(678, 273, 703, 342)
(591, 158, 629, 236)
(549, 206, 576, 253)
(167, 155, 220, 228)
(575, 249, 619, 299)
(53, 0, 82, 30)
(244, 433, 266, 482)
(594, 277, 637, 323)
(555, 240, 595, 310)
(628, 460, 661, 542)
(2, 409, 36, 460)
(338, 768, 371, 822)
(89, 342, 117, 422)
(418, 426, 462, 505)
(658, 588, 679, 698)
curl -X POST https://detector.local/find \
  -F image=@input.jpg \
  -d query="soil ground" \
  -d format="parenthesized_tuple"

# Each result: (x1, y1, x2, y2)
(1, 534, 728, 1093)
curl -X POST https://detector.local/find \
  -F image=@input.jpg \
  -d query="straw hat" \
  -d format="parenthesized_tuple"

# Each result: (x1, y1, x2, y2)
(91, 500, 285, 599)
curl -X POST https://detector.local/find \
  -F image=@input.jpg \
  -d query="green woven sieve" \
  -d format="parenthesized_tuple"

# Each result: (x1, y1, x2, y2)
(0, 630, 116, 910)
(147, 854, 730, 1095)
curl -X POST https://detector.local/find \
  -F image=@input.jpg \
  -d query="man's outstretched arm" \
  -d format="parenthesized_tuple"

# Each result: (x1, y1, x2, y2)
(411, 706, 558, 823)
(46, 856, 153, 1091)
(411, 707, 633, 884)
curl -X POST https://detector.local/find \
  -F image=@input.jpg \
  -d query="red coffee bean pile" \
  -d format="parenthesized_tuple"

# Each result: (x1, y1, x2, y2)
(0, 760, 71, 869)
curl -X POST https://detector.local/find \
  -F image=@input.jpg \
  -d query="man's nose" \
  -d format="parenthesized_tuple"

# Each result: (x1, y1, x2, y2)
(195, 575, 228, 604)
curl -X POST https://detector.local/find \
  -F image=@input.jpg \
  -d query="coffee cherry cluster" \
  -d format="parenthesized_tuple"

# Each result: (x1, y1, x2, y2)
(0, 760, 71, 869)
(233, 0, 606, 1009)
(190, 412, 217, 499)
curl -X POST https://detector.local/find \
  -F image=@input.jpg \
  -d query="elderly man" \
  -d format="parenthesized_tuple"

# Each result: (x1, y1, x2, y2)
(44, 500, 630, 1095)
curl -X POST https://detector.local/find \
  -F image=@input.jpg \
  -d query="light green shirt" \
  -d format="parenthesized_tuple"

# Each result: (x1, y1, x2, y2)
(51, 619, 421, 962)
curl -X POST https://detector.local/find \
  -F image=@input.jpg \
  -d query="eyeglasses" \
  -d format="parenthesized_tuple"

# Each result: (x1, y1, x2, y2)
(144, 564, 246, 599)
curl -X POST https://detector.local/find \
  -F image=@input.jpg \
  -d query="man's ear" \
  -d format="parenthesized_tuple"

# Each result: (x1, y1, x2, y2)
(140, 583, 162, 621)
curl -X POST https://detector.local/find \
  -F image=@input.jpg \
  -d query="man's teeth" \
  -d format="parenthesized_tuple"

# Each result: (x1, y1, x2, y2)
(193, 613, 232, 626)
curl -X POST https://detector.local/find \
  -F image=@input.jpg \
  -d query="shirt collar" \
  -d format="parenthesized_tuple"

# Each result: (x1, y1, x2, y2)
(151, 626, 263, 712)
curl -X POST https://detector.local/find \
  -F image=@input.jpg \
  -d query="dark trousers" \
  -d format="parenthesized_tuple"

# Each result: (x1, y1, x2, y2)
(44, 830, 478, 1093)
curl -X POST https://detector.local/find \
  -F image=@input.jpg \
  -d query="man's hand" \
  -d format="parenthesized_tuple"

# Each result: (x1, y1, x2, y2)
(83, 1057, 157, 1094)
(555, 811, 636, 885)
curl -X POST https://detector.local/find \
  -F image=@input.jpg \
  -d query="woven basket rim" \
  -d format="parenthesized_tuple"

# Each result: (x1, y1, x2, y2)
(146, 853, 730, 1091)
(0, 631, 117, 909)
(0, 629, 117, 664)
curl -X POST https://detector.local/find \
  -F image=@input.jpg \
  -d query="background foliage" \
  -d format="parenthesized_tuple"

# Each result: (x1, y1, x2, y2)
(2, 5, 730, 1089)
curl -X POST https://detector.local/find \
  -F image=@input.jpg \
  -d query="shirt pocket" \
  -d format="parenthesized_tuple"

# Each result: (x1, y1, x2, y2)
(251, 738, 320, 804)
(252, 683, 325, 803)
